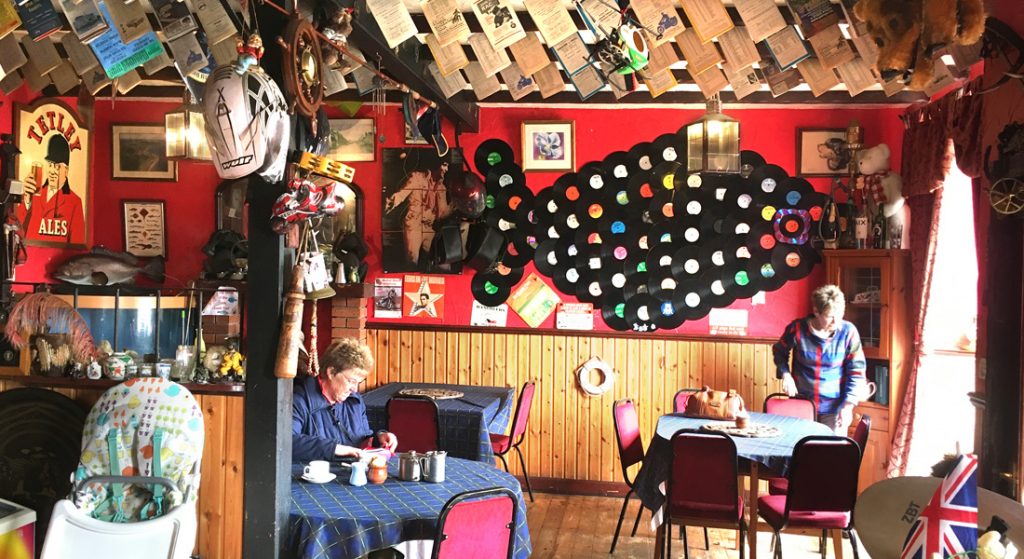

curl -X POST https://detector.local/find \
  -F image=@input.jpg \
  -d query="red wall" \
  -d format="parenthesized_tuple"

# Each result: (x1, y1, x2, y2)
(357, 104, 906, 338)
(0, 88, 905, 340)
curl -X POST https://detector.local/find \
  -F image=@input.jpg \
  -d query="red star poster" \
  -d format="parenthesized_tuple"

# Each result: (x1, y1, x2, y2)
(403, 275, 444, 319)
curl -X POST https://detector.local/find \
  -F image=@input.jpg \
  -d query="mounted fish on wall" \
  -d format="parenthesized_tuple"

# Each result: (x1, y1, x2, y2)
(14, 99, 91, 249)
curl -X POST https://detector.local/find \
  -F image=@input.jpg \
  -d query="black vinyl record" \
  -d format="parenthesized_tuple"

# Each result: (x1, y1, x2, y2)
(772, 208, 813, 246)
(649, 190, 678, 221)
(650, 161, 683, 195)
(778, 177, 815, 209)
(603, 150, 633, 181)
(501, 229, 537, 268)
(699, 236, 738, 273)
(574, 241, 605, 271)
(800, 191, 831, 222)
(700, 210, 725, 237)
(677, 186, 715, 219)
(484, 208, 518, 232)
(485, 162, 526, 192)
(623, 293, 659, 332)
(771, 244, 820, 281)
(551, 173, 582, 208)
(720, 208, 759, 237)
(704, 273, 737, 309)
(651, 132, 685, 166)
(472, 270, 513, 306)
(740, 150, 767, 177)
(645, 241, 677, 274)
(577, 188, 619, 229)
(671, 245, 710, 282)
(647, 265, 679, 301)
(745, 220, 778, 262)
(533, 239, 561, 277)
(647, 219, 677, 246)
(672, 282, 713, 320)
(599, 266, 629, 298)
(748, 164, 789, 198)
(577, 161, 609, 193)
(720, 179, 758, 215)
(574, 268, 605, 305)
(529, 187, 556, 229)
(626, 142, 657, 173)
(475, 139, 515, 176)
(493, 183, 534, 223)
(674, 215, 708, 246)
(552, 265, 582, 296)
(601, 233, 632, 265)
(746, 256, 787, 292)
(720, 264, 762, 300)
(601, 294, 631, 331)
(651, 297, 687, 330)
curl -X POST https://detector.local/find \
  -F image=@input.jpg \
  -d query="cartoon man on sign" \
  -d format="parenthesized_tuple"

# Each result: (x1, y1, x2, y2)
(19, 134, 85, 245)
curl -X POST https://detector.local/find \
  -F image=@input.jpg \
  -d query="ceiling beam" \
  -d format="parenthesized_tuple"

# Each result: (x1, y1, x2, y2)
(347, 0, 480, 132)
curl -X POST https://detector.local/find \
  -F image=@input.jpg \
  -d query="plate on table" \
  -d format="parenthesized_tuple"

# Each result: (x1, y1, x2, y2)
(701, 422, 782, 438)
(397, 388, 465, 400)
(301, 472, 337, 484)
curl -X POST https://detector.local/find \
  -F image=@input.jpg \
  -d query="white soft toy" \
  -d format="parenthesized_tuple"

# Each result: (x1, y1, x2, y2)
(857, 143, 909, 248)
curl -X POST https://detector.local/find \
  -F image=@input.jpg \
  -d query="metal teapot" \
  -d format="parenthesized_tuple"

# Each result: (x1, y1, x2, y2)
(397, 451, 421, 481)
(420, 451, 446, 483)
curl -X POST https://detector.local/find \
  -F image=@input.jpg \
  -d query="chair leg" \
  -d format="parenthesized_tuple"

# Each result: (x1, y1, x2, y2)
(514, 446, 534, 502)
(739, 521, 748, 559)
(497, 453, 510, 472)
(774, 530, 783, 559)
(609, 490, 632, 554)
(630, 501, 643, 537)
(680, 524, 686, 557)
(848, 529, 861, 559)
(703, 527, 709, 550)
(819, 530, 826, 557)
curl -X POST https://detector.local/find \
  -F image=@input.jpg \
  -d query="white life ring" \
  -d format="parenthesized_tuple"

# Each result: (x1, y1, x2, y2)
(577, 357, 615, 396)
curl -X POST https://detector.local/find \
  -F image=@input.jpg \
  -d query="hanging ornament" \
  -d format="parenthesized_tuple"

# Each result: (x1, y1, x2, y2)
(278, 16, 325, 119)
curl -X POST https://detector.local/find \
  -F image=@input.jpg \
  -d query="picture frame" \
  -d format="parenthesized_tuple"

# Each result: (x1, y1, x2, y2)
(122, 199, 166, 258)
(796, 128, 850, 176)
(327, 118, 376, 162)
(521, 120, 575, 172)
(111, 124, 177, 181)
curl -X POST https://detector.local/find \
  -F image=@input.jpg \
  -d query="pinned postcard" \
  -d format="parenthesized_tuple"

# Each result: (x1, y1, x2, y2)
(556, 302, 594, 331)
(508, 272, 559, 328)
(374, 277, 403, 319)
(470, 301, 509, 327)
(403, 275, 445, 319)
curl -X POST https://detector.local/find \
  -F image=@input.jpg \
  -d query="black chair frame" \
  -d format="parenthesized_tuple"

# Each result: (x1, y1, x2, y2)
(493, 382, 535, 502)
(665, 429, 747, 559)
(431, 486, 518, 559)
(386, 395, 442, 452)
(610, 398, 646, 554)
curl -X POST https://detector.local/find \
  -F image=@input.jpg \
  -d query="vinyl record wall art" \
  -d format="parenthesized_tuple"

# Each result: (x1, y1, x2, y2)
(469, 133, 825, 331)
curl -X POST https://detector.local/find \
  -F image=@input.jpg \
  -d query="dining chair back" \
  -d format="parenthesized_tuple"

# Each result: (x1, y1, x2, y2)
(489, 382, 536, 502)
(665, 430, 747, 559)
(852, 415, 872, 455)
(431, 487, 517, 559)
(609, 398, 646, 553)
(387, 396, 441, 453)
(763, 393, 817, 421)
(673, 388, 700, 413)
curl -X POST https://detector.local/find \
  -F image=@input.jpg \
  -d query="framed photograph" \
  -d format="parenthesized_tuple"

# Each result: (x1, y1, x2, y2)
(521, 120, 575, 172)
(327, 118, 376, 162)
(797, 128, 850, 176)
(111, 124, 176, 181)
(122, 199, 166, 257)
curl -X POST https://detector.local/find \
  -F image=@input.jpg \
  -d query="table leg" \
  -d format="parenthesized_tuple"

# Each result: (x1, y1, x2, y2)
(749, 462, 759, 559)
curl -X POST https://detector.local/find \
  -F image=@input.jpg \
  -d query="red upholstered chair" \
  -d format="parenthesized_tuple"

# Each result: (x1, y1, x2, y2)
(763, 393, 817, 421)
(758, 436, 862, 559)
(664, 430, 747, 559)
(490, 382, 535, 502)
(768, 414, 872, 496)
(431, 487, 518, 559)
(610, 399, 646, 553)
(673, 388, 700, 413)
(387, 396, 440, 453)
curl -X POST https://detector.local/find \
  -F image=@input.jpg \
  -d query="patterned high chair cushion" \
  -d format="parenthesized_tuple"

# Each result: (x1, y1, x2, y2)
(74, 378, 204, 522)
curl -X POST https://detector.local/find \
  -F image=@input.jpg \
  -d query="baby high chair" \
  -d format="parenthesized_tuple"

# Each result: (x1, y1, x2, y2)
(40, 377, 205, 559)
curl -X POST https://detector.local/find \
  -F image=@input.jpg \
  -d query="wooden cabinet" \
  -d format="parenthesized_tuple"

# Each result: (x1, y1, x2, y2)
(824, 249, 910, 491)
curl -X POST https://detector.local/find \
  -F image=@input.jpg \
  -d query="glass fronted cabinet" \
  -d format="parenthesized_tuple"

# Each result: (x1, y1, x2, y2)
(824, 249, 910, 490)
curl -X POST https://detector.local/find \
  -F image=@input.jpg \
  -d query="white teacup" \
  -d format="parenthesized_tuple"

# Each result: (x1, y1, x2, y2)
(304, 460, 330, 479)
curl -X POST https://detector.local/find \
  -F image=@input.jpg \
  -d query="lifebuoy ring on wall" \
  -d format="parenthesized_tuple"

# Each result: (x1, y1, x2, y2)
(577, 357, 615, 396)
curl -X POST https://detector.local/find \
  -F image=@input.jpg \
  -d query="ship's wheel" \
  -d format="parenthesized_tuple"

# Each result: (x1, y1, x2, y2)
(989, 177, 1024, 215)
(279, 17, 324, 119)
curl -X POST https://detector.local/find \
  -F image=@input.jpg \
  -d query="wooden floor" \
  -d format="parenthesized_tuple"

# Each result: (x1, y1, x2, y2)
(525, 493, 868, 559)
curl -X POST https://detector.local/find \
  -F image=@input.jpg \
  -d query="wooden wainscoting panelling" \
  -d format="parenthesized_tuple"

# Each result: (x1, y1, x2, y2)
(366, 329, 783, 484)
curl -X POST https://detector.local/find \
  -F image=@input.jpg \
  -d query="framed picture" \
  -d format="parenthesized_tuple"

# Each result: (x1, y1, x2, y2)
(327, 118, 376, 162)
(521, 120, 575, 172)
(405, 121, 429, 145)
(14, 99, 91, 248)
(111, 125, 176, 181)
(796, 128, 850, 176)
(122, 199, 166, 257)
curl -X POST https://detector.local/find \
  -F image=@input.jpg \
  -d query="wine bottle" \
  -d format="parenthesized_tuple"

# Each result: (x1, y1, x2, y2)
(871, 207, 886, 249)
(854, 203, 869, 249)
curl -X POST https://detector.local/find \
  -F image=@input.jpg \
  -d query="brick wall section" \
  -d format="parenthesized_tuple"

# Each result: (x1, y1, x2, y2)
(331, 296, 368, 342)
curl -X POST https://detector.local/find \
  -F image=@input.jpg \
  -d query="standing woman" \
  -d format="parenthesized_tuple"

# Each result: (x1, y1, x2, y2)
(772, 285, 867, 434)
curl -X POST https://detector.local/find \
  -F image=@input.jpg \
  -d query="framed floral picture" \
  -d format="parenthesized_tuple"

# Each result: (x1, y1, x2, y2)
(111, 124, 177, 181)
(521, 120, 575, 172)
(327, 118, 376, 162)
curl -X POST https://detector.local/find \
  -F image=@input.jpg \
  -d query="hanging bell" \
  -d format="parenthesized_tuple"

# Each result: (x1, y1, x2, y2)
(299, 251, 336, 300)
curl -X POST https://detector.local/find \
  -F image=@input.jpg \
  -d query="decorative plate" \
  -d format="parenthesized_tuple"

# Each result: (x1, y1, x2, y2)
(397, 388, 465, 400)
(701, 422, 782, 438)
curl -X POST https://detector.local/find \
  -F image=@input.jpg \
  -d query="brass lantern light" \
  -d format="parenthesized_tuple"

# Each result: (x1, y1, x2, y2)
(165, 91, 211, 161)
(685, 94, 740, 174)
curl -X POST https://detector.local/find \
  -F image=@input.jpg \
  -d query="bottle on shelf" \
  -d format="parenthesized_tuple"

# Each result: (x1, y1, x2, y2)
(854, 203, 869, 249)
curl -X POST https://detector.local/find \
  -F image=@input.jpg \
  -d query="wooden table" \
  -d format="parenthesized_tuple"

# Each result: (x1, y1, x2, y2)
(633, 412, 833, 559)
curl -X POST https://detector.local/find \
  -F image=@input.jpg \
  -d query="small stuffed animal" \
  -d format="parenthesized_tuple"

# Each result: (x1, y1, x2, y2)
(857, 144, 909, 248)
(854, 0, 986, 90)
(234, 34, 265, 75)
(218, 343, 245, 381)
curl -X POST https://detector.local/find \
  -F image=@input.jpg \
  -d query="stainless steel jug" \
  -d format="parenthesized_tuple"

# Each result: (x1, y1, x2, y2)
(397, 451, 421, 481)
(420, 451, 446, 483)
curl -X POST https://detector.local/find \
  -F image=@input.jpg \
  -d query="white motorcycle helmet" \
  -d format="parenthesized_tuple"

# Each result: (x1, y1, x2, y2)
(203, 65, 290, 182)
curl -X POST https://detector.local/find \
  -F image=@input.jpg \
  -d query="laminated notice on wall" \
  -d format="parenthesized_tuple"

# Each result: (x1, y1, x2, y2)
(709, 308, 748, 336)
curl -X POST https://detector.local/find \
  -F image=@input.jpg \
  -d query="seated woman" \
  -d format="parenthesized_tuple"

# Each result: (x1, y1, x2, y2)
(292, 338, 398, 463)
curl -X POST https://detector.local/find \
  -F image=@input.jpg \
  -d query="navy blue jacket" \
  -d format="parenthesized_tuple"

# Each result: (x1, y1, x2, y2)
(292, 375, 374, 463)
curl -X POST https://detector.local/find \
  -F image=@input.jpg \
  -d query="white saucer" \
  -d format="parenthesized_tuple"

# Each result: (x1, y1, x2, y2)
(301, 472, 337, 484)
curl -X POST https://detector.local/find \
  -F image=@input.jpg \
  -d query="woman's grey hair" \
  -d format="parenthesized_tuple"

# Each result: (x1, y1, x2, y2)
(811, 284, 846, 315)
(321, 338, 374, 377)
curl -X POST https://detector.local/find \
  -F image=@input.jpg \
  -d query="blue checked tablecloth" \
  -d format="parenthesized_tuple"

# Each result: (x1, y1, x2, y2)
(633, 412, 833, 512)
(362, 383, 516, 463)
(287, 457, 532, 559)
